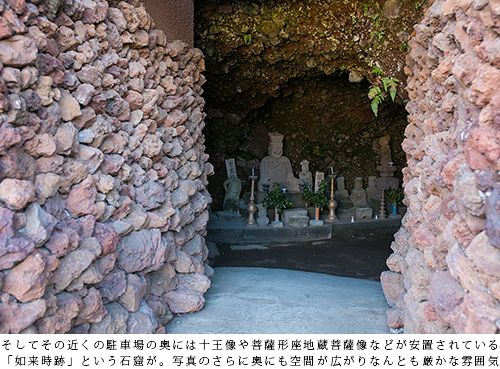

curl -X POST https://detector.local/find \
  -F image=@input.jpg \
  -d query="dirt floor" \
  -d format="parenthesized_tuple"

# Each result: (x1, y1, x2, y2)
(210, 234, 394, 281)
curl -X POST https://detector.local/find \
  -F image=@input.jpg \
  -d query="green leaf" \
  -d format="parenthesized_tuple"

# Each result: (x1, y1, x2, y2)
(389, 87, 397, 102)
(371, 66, 384, 75)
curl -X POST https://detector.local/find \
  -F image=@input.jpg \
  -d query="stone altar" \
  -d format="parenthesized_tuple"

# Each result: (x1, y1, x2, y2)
(258, 132, 303, 192)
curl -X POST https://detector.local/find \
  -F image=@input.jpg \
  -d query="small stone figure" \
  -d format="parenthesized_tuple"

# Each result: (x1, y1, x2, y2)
(334, 176, 352, 210)
(256, 203, 270, 226)
(350, 177, 368, 208)
(299, 160, 313, 187)
(374, 135, 397, 178)
(366, 176, 378, 200)
(351, 177, 373, 220)
(223, 176, 242, 214)
(258, 132, 303, 192)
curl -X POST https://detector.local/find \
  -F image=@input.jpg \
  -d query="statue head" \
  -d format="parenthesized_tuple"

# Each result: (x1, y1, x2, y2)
(368, 176, 377, 187)
(380, 135, 390, 146)
(336, 176, 345, 190)
(354, 177, 363, 190)
(268, 132, 284, 159)
(300, 159, 309, 171)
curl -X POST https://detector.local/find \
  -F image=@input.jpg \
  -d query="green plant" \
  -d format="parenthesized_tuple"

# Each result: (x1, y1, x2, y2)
(350, 14, 357, 24)
(243, 34, 252, 45)
(385, 188, 404, 205)
(401, 41, 408, 51)
(368, 67, 400, 116)
(264, 183, 294, 214)
(363, 3, 370, 16)
(301, 180, 328, 209)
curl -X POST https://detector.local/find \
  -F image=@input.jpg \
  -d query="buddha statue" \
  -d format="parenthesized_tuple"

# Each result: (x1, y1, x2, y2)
(258, 132, 303, 192)
(299, 160, 313, 187)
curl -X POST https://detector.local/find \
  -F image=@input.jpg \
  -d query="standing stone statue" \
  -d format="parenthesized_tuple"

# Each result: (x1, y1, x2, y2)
(366, 176, 378, 200)
(351, 177, 373, 220)
(299, 160, 313, 187)
(258, 132, 303, 192)
(374, 135, 397, 178)
(334, 176, 352, 210)
(223, 176, 242, 214)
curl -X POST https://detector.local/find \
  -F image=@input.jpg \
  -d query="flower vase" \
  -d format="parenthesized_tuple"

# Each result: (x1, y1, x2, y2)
(315, 207, 320, 220)
(392, 204, 397, 214)
(274, 208, 279, 222)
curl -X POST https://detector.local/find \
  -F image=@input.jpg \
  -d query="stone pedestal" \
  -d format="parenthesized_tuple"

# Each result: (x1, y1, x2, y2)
(355, 207, 373, 220)
(271, 221, 284, 227)
(309, 219, 324, 226)
(282, 209, 308, 225)
(289, 215, 309, 227)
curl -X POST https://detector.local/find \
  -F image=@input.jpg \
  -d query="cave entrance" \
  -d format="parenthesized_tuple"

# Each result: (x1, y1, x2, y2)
(193, 0, 423, 275)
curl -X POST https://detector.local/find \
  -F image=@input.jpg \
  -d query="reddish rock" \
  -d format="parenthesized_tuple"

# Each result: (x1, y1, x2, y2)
(23, 133, 56, 158)
(135, 180, 166, 210)
(0, 35, 37, 67)
(45, 231, 71, 258)
(50, 247, 99, 292)
(466, 231, 500, 277)
(0, 178, 35, 210)
(2, 251, 58, 302)
(65, 175, 98, 218)
(148, 263, 178, 296)
(464, 125, 500, 170)
(381, 271, 405, 307)
(0, 146, 36, 180)
(117, 229, 165, 273)
(126, 300, 157, 334)
(92, 223, 119, 256)
(118, 274, 147, 312)
(146, 295, 173, 326)
(485, 183, 500, 247)
(414, 226, 436, 248)
(25, 202, 57, 247)
(95, 270, 126, 304)
(89, 302, 128, 334)
(37, 292, 82, 334)
(0, 293, 46, 333)
(100, 154, 125, 175)
(0, 122, 21, 154)
(164, 274, 211, 314)
(386, 307, 404, 329)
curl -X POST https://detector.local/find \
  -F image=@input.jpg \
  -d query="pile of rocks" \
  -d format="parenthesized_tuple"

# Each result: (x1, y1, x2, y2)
(382, 0, 500, 333)
(0, 0, 213, 333)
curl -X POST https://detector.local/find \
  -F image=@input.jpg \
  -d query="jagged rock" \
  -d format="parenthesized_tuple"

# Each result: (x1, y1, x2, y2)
(95, 269, 127, 304)
(148, 263, 177, 296)
(50, 240, 100, 292)
(164, 273, 211, 314)
(89, 302, 128, 334)
(1, 250, 58, 303)
(0, 178, 35, 210)
(23, 133, 56, 158)
(126, 300, 157, 334)
(34, 173, 60, 203)
(25, 202, 57, 247)
(36, 292, 82, 334)
(380, 271, 405, 307)
(0, 293, 46, 333)
(117, 229, 165, 273)
(118, 273, 147, 312)
(0, 35, 37, 67)
(135, 180, 166, 210)
(92, 222, 119, 256)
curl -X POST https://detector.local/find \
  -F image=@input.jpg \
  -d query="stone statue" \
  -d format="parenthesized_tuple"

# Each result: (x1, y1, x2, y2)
(334, 176, 352, 210)
(299, 160, 313, 187)
(374, 135, 397, 177)
(351, 177, 373, 220)
(350, 177, 368, 207)
(223, 176, 241, 213)
(366, 176, 377, 200)
(258, 132, 303, 192)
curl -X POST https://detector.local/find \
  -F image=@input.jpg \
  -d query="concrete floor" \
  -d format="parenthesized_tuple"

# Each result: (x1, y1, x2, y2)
(166, 267, 391, 334)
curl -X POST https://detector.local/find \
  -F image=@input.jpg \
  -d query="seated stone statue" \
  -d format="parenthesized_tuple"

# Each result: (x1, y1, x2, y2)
(351, 177, 372, 220)
(258, 132, 303, 192)
(334, 176, 352, 210)
(350, 177, 368, 207)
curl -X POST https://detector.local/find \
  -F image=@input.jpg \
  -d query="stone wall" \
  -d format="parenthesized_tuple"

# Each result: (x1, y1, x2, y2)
(0, 0, 212, 333)
(382, 0, 500, 333)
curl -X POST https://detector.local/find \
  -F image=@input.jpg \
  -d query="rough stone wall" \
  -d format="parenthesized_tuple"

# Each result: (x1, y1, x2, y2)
(0, 0, 213, 334)
(382, 0, 500, 333)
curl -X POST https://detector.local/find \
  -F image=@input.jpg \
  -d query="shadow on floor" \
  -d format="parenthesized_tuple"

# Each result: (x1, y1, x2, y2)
(210, 234, 394, 281)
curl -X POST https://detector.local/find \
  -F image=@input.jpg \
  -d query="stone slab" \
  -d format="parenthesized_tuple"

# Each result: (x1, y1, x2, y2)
(282, 209, 308, 225)
(309, 219, 324, 226)
(289, 215, 309, 228)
